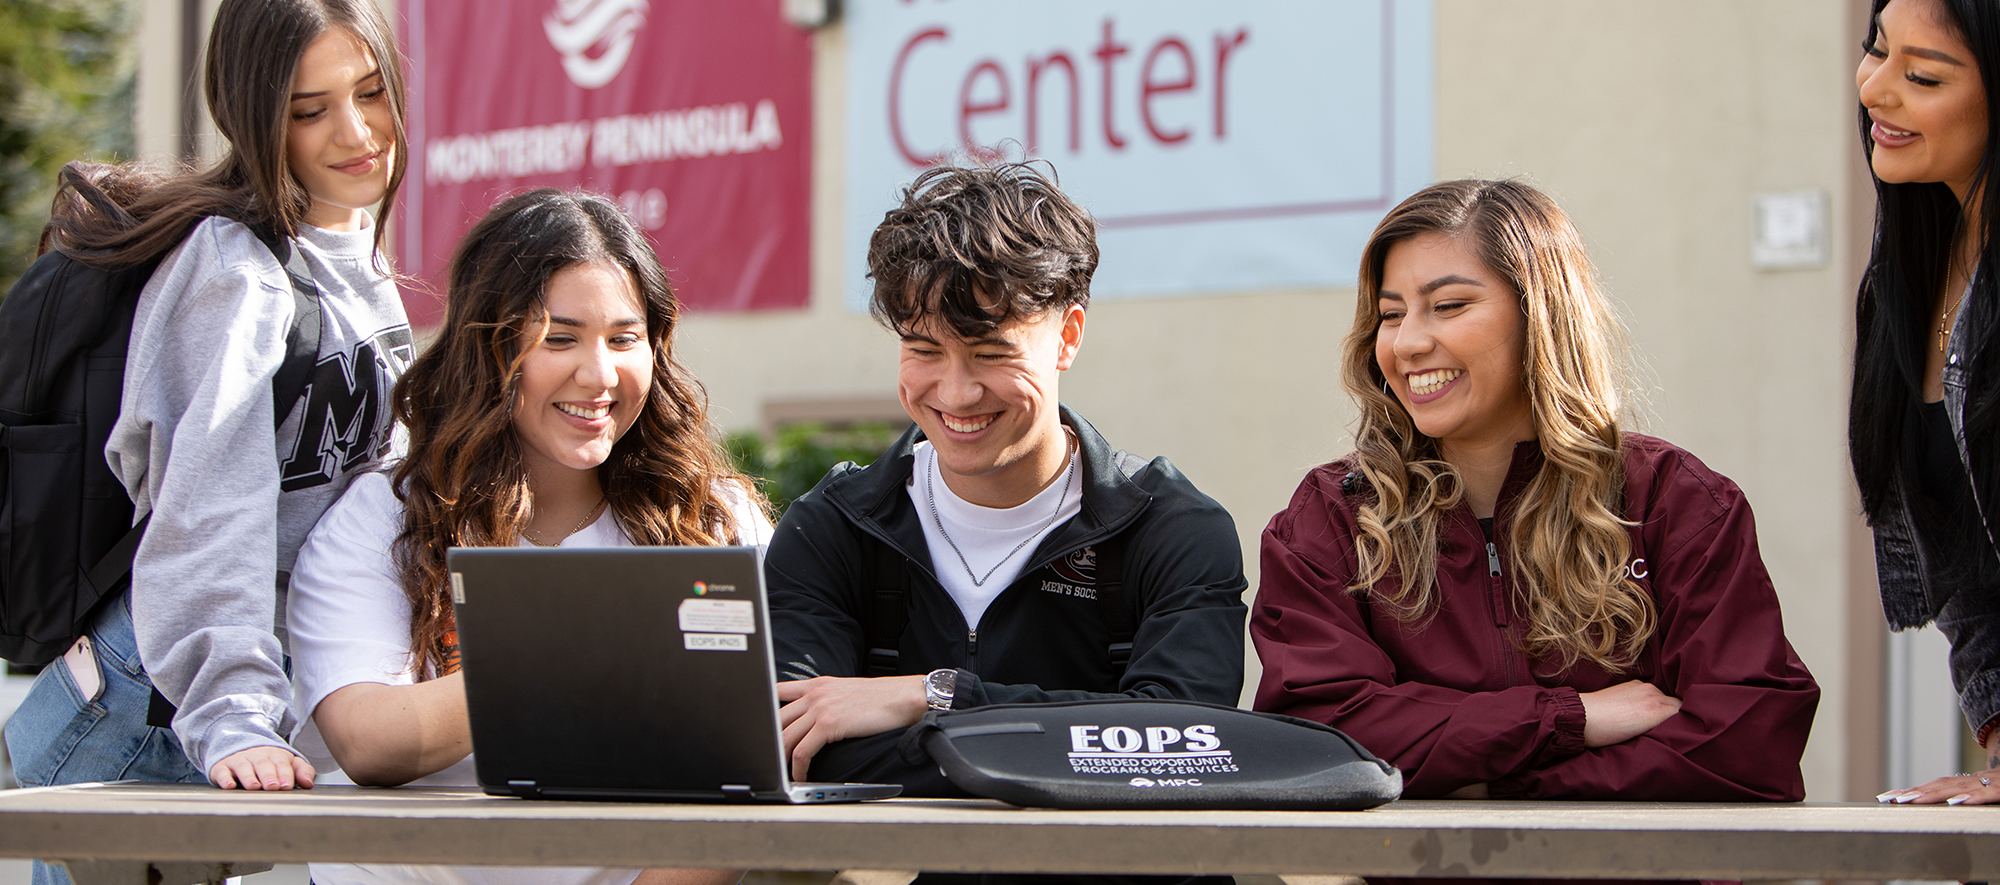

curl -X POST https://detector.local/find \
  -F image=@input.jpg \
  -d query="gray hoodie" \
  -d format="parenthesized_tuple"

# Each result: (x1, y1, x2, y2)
(106, 215, 412, 774)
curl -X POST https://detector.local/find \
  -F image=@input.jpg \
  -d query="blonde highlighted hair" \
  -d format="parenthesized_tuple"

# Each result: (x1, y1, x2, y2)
(1342, 179, 1652, 672)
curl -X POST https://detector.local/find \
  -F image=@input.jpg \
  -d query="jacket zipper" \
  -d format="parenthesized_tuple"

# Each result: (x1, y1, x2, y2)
(967, 629, 979, 668)
(1486, 541, 1505, 624)
(1486, 539, 1519, 687)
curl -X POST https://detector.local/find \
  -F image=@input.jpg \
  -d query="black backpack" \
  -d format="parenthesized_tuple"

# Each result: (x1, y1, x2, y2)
(0, 208, 322, 666)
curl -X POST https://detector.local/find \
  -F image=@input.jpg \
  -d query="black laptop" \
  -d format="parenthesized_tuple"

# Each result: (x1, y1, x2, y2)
(446, 545, 901, 803)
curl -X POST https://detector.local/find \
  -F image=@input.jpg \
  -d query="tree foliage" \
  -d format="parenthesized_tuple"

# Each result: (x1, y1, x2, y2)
(724, 421, 905, 519)
(0, 0, 136, 295)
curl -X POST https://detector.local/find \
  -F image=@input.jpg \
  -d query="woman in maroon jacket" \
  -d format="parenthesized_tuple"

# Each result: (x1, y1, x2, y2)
(1252, 179, 1820, 801)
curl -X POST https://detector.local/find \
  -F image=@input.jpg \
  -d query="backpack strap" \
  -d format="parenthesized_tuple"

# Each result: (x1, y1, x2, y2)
(253, 226, 323, 426)
(1092, 533, 1135, 677)
(860, 536, 908, 677)
(82, 515, 149, 599)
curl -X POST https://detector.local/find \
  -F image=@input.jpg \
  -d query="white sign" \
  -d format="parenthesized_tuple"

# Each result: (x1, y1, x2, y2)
(844, 0, 1434, 307)
(1752, 190, 1829, 271)
(677, 598, 756, 634)
(684, 633, 749, 651)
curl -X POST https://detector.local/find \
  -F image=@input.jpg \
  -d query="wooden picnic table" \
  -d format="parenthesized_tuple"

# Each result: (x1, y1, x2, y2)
(1, 783, 1996, 884)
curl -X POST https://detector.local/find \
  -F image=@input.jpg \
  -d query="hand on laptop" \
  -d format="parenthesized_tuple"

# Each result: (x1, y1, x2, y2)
(776, 675, 927, 782)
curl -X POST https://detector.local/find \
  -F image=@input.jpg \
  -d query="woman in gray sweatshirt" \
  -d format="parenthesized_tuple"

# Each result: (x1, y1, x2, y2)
(3, 0, 412, 829)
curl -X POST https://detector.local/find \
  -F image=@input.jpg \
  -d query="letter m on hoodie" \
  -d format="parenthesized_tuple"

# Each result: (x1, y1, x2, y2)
(278, 330, 410, 491)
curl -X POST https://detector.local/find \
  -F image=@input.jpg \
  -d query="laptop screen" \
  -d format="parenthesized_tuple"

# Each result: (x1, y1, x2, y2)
(447, 546, 789, 798)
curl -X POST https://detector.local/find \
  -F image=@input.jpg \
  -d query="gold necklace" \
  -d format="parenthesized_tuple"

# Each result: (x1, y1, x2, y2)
(1940, 293, 1964, 352)
(522, 498, 606, 547)
(1940, 252, 1975, 353)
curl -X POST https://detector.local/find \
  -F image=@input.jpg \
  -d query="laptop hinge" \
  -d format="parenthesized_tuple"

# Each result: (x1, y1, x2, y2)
(507, 780, 541, 799)
(720, 784, 754, 801)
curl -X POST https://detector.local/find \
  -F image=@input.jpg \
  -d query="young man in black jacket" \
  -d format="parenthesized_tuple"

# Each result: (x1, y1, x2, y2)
(768, 162, 1249, 814)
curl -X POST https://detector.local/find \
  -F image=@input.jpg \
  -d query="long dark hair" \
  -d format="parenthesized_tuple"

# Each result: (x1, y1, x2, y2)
(38, 0, 408, 268)
(391, 189, 765, 677)
(1851, 0, 2000, 574)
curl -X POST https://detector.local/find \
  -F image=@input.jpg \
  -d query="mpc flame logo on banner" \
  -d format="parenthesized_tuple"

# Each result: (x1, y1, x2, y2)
(399, 0, 811, 323)
(843, 0, 1434, 307)
(544, 0, 649, 89)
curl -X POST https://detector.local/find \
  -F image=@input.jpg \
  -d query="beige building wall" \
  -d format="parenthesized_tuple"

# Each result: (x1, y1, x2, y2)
(128, 0, 1881, 802)
(132, 0, 183, 164)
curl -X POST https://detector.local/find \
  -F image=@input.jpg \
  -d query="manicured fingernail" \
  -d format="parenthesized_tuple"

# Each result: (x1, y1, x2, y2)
(1877, 790, 1902, 802)
(1897, 793, 1920, 803)
(1949, 794, 1972, 805)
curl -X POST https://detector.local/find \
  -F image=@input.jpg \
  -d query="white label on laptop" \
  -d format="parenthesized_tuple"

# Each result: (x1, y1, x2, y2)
(450, 572, 465, 604)
(679, 598, 755, 634)
(685, 632, 748, 651)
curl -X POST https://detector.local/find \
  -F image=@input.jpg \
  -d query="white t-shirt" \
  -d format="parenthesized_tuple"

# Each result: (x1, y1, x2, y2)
(904, 440, 1083, 630)
(286, 471, 770, 885)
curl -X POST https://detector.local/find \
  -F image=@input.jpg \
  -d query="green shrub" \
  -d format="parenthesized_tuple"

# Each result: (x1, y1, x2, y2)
(0, 0, 136, 297)
(725, 421, 904, 519)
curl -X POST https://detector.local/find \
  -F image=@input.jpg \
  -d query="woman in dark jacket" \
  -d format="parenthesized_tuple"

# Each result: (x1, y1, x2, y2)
(1251, 179, 1819, 803)
(1854, 0, 2000, 806)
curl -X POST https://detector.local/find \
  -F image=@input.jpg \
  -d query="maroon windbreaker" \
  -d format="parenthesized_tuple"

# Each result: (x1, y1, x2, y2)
(1252, 433, 1819, 801)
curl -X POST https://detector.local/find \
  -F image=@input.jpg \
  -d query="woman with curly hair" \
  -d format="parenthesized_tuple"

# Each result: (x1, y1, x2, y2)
(1251, 179, 1819, 803)
(284, 189, 760, 885)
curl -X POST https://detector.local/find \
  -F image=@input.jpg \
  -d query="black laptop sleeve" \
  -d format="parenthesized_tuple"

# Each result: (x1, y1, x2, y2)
(899, 698, 1402, 810)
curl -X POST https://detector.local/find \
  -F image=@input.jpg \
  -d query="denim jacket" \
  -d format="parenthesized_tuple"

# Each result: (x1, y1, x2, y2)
(1872, 288, 2000, 738)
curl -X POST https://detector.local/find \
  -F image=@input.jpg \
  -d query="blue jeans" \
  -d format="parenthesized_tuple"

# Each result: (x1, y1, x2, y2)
(4, 593, 204, 885)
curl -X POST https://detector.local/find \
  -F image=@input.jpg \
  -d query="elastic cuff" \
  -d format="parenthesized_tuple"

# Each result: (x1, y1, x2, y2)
(1961, 668, 2000, 748)
(951, 669, 983, 709)
(188, 714, 294, 777)
(1531, 686, 1587, 767)
(1978, 714, 1999, 753)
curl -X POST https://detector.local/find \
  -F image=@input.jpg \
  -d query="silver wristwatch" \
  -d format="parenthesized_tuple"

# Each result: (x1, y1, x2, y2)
(924, 668, 958, 712)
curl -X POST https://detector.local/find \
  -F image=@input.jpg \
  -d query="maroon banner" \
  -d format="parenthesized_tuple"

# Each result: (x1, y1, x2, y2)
(396, 0, 812, 324)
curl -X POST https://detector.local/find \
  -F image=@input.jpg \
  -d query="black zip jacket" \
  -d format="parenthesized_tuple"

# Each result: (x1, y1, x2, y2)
(767, 404, 1248, 792)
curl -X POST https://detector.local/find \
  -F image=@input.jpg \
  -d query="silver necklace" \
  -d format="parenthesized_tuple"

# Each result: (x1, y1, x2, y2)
(925, 436, 1077, 587)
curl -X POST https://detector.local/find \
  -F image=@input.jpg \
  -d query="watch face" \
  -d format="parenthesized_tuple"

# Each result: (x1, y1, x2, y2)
(927, 669, 955, 706)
